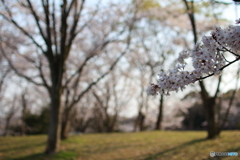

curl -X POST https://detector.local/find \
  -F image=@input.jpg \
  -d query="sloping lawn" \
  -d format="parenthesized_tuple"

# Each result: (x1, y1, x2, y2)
(0, 131, 239, 160)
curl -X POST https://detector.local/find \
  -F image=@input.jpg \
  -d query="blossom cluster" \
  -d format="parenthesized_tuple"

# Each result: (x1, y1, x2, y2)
(147, 19, 240, 96)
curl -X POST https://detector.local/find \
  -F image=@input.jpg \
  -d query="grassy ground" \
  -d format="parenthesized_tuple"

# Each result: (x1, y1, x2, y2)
(0, 131, 239, 160)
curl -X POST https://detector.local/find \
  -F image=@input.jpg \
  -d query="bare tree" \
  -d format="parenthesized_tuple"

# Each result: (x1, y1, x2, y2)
(0, 0, 135, 154)
(3, 96, 18, 136)
(127, 0, 177, 131)
(89, 69, 131, 133)
(20, 89, 28, 136)
(71, 104, 92, 133)
(181, 0, 227, 138)
(59, 3, 137, 139)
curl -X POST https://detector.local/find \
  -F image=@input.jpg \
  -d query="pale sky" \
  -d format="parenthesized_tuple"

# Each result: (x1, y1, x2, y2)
(222, 1, 240, 22)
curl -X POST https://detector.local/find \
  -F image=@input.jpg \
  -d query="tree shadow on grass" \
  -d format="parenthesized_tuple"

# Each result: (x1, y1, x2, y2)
(0, 142, 45, 153)
(12, 153, 46, 160)
(141, 138, 208, 160)
(12, 151, 77, 160)
(113, 138, 208, 160)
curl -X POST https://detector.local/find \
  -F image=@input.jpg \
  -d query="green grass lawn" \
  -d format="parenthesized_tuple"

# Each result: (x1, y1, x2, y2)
(0, 131, 239, 160)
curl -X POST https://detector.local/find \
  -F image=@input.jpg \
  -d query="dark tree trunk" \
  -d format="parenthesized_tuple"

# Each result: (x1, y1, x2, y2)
(21, 93, 27, 136)
(61, 120, 70, 140)
(204, 97, 219, 139)
(199, 81, 219, 139)
(134, 112, 140, 131)
(3, 116, 12, 136)
(107, 114, 118, 132)
(45, 91, 62, 154)
(155, 94, 164, 130)
(183, 0, 222, 139)
(139, 113, 145, 131)
(61, 111, 71, 140)
(134, 111, 145, 131)
(3, 105, 15, 136)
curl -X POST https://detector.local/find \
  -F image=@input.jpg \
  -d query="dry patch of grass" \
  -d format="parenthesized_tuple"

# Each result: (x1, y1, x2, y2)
(0, 131, 239, 160)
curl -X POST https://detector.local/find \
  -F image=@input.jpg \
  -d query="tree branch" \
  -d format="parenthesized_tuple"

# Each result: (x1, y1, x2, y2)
(51, 1, 58, 55)
(64, 40, 113, 87)
(41, 0, 53, 55)
(37, 55, 51, 92)
(68, 38, 132, 110)
(0, 67, 10, 94)
(196, 56, 240, 81)
(66, 2, 136, 109)
(67, 0, 85, 54)
(213, 74, 222, 100)
(0, 15, 45, 54)
(26, 0, 47, 44)
(0, 46, 45, 87)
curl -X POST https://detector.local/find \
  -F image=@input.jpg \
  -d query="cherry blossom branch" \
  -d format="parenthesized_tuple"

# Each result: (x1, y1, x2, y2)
(196, 56, 240, 81)
(147, 19, 240, 96)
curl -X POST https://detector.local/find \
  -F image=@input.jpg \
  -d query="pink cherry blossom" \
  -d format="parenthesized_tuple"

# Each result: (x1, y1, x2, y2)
(148, 19, 240, 96)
